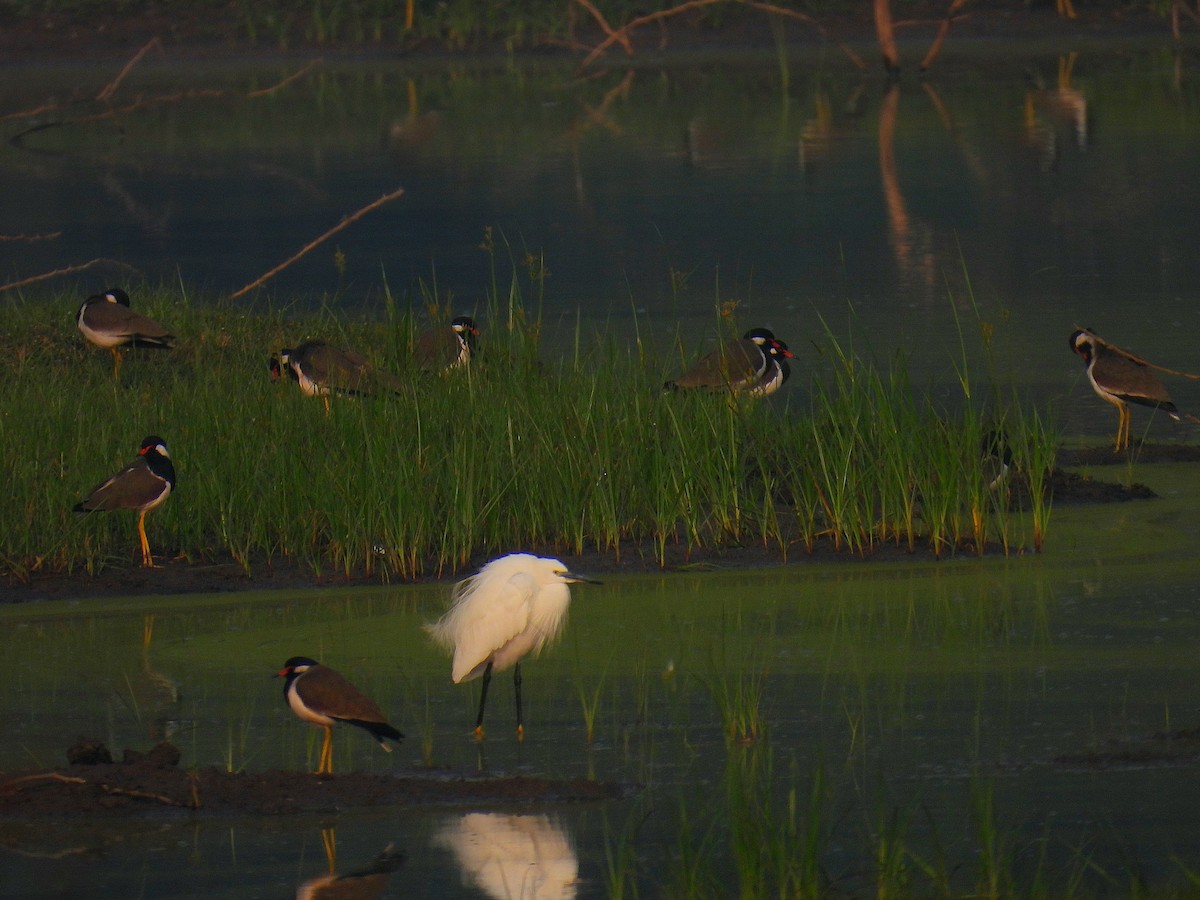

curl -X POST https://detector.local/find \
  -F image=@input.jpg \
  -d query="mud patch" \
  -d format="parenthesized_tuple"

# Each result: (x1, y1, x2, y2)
(0, 740, 634, 819)
(0, 454, 1175, 603)
(1053, 726, 1200, 770)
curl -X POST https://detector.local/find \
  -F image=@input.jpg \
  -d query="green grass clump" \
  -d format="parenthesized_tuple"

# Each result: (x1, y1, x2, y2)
(0, 280, 1055, 581)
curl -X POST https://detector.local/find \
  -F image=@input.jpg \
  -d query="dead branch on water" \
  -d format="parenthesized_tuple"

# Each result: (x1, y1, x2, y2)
(227, 188, 406, 300)
(0, 259, 139, 295)
(96, 37, 164, 102)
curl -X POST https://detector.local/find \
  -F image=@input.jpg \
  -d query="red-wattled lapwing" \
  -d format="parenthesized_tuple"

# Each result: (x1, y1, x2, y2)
(276, 656, 403, 775)
(73, 435, 175, 568)
(1070, 329, 1180, 452)
(77, 289, 175, 379)
(414, 316, 479, 373)
(425, 553, 601, 740)
(269, 340, 405, 412)
(665, 327, 795, 397)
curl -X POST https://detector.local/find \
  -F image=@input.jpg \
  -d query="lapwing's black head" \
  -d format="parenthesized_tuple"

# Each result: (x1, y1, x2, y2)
(769, 339, 795, 361)
(1069, 329, 1095, 362)
(451, 316, 479, 352)
(276, 656, 319, 682)
(743, 327, 777, 346)
(270, 350, 300, 383)
(138, 436, 169, 459)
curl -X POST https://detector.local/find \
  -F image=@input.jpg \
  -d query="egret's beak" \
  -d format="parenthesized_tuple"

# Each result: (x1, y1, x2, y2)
(564, 572, 602, 585)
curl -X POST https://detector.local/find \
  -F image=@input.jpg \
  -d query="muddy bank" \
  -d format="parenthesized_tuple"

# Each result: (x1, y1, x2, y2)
(0, 453, 1172, 603)
(0, 740, 633, 819)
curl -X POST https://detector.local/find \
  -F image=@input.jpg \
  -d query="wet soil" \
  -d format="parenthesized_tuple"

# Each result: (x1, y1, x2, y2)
(1054, 726, 1200, 770)
(0, 740, 633, 819)
(0, 447, 1176, 604)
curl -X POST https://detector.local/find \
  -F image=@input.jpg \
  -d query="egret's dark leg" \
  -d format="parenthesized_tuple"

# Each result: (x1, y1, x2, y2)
(514, 662, 523, 740)
(474, 660, 494, 738)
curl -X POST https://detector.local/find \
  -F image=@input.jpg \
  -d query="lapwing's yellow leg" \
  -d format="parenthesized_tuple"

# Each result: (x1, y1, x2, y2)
(138, 512, 154, 567)
(321, 826, 337, 873)
(317, 725, 333, 774)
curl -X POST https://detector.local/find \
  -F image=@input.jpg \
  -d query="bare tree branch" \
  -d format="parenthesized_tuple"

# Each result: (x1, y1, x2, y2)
(227, 188, 406, 300)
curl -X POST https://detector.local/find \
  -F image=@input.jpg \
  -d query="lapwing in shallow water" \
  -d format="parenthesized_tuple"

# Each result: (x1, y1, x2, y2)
(76, 289, 175, 378)
(665, 327, 794, 397)
(269, 340, 405, 412)
(414, 315, 479, 373)
(425, 553, 601, 740)
(276, 656, 403, 775)
(1069, 329, 1180, 452)
(74, 435, 175, 568)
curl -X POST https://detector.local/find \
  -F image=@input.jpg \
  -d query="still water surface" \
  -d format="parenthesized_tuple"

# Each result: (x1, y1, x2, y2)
(3, 41, 1200, 442)
(4, 463, 1200, 896)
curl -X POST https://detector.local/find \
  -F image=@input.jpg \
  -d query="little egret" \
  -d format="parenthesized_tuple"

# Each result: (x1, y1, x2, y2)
(276, 656, 403, 775)
(77, 288, 175, 379)
(1069, 329, 1180, 452)
(425, 553, 600, 739)
(73, 436, 175, 568)
(665, 327, 794, 396)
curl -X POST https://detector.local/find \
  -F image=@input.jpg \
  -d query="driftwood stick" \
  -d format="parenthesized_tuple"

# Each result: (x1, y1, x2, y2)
(919, 0, 972, 71)
(740, 0, 867, 70)
(0, 258, 138, 295)
(227, 188, 406, 300)
(99, 783, 184, 806)
(247, 59, 323, 97)
(3, 59, 320, 127)
(0, 231, 62, 243)
(572, 0, 634, 54)
(96, 37, 164, 102)
(1, 772, 87, 793)
(580, 0, 722, 67)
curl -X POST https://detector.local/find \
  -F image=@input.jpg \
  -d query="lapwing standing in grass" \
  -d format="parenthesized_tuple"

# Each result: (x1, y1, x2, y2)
(1069, 329, 1181, 452)
(73, 435, 175, 568)
(276, 657, 403, 775)
(414, 316, 479, 373)
(76, 288, 175, 379)
(665, 327, 795, 397)
(269, 340, 405, 412)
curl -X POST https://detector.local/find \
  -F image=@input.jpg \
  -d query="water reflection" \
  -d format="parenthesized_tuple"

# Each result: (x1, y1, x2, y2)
(435, 812, 578, 899)
(118, 614, 180, 744)
(295, 825, 405, 900)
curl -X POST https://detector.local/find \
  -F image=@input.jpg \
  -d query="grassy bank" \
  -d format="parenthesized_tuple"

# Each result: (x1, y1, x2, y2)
(0, 277, 1054, 582)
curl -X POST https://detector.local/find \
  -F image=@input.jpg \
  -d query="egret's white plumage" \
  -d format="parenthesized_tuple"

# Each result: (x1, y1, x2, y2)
(426, 552, 599, 736)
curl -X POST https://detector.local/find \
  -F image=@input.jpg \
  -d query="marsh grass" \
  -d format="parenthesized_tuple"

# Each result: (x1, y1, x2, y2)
(0, 275, 1054, 580)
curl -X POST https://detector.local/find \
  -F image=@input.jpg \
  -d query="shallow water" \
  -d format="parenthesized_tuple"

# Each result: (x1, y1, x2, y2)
(4, 38, 1200, 896)
(4, 462, 1200, 896)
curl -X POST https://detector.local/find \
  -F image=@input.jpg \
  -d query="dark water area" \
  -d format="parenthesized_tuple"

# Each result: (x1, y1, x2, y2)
(3, 42, 1199, 398)
(6, 463, 1200, 896)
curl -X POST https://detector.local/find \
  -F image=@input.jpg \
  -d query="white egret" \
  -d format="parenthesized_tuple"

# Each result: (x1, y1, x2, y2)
(425, 553, 600, 739)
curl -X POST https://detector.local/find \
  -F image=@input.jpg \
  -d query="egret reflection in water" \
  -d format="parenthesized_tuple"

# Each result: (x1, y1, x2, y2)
(435, 812, 578, 899)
